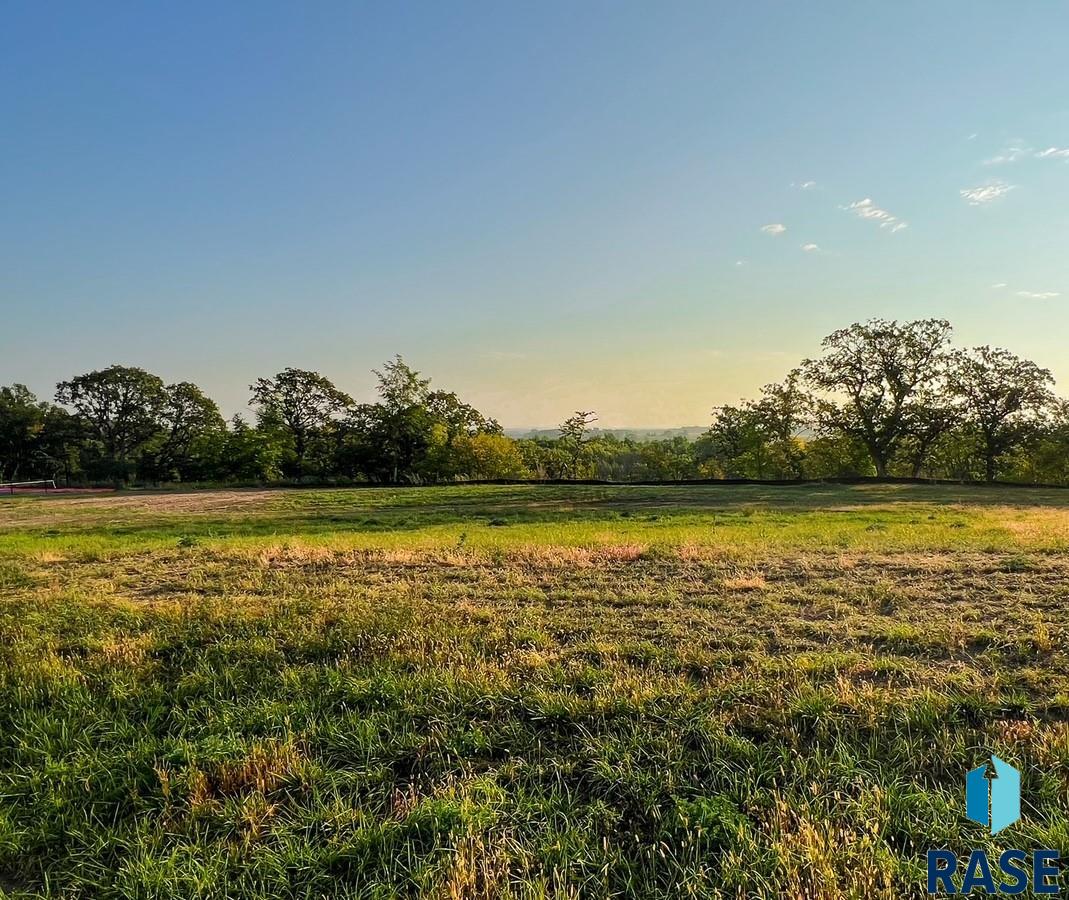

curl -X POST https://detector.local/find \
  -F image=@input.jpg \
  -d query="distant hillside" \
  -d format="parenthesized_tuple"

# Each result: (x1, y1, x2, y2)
(505, 426, 708, 441)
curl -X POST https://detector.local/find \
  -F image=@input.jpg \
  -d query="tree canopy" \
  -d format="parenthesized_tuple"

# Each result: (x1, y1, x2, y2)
(3, 321, 1066, 487)
(800, 319, 953, 477)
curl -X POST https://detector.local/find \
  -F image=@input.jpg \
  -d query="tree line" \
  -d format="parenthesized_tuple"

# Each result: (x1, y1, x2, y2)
(700, 319, 1066, 484)
(1, 319, 1067, 486)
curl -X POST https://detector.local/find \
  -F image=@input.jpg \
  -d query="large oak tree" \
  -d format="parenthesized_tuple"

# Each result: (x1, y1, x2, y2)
(55, 365, 169, 480)
(801, 319, 952, 477)
(947, 346, 1054, 482)
(250, 368, 352, 480)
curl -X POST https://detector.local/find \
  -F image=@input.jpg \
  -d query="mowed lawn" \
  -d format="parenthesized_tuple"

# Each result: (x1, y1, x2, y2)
(2, 484, 1069, 898)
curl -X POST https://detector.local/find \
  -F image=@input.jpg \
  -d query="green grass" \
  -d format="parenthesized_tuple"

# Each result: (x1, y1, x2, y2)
(2, 484, 1069, 898)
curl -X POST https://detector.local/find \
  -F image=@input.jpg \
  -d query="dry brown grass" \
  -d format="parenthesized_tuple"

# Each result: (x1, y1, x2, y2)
(431, 833, 514, 900)
(722, 571, 768, 591)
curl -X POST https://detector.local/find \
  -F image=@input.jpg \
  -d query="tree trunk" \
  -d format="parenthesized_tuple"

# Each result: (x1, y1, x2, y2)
(294, 433, 305, 482)
(910, 443, 930, 478)
(982, 430, 997, 482)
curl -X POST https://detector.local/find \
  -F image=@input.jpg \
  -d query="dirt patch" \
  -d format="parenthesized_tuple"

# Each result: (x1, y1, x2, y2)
(0, 489, 279, 529)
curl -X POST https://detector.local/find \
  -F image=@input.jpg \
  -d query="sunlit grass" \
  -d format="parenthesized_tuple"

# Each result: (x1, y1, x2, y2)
(2, 484, 1069, 897)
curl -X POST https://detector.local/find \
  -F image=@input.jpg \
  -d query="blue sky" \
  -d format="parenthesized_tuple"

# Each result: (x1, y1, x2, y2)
(2, 2, 1068, 426)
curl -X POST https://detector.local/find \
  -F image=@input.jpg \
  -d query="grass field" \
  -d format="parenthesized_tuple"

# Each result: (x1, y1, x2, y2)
(2, 484, 1069, 898)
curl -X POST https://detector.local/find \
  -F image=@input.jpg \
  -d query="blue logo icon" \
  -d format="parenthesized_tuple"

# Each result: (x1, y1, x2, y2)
(926, 756, 1057, 893)
(966, 755, 1020, 835)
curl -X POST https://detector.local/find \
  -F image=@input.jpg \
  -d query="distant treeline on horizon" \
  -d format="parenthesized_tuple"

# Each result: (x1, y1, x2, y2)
(505, 426, 709, 441)
(2, 318, 1067, 487)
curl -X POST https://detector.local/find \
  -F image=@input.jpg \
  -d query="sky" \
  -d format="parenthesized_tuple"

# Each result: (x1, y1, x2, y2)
(2, 2, 1068, 428)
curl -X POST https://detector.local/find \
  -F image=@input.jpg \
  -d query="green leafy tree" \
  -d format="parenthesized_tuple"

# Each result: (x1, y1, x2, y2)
(802, 434, 875, 478)
(897, 390, 959, 478)
(370, 356, 432, 483)
(696, 403, 764, 478)
(427, 390, 500, 439)
(55, 366, 169, 482)
(222, 415, 285, 482)
(580, 434, 634, 480)
(343, 402, 431, 483)
(340, 358, 504, 483)
(924, 426, 984, 481)
(35, 406, 86, 485)
(421, 390, 502, 480)
(1026, 400, 1069, 485)
(697, 377, 808, 479)
(514, 439, 568, 479)
(558, 411, 598, 479)
(591, 435, 644, 480)
(748, 374, 810, 478)
(0, 384, 50, 482)
(250, 368, 352, 480)
(144, 382, 227, 482)
(375, 355, 430, 411)
(451, 432, 529, 480)
(946, 346, 1054, 482)
(638, 437, 698, 480)
(801, 319, 952, 477)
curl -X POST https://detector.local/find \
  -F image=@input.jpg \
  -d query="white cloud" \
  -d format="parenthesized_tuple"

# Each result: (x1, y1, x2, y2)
(990, 283, 1059, 299)
(843, 198, 907, 233)
(790, 180, 818, 190)
(983, 141, 1069, 164)
(801, 243, 820, 252)
(735, 259, 747, 267)
(984, 142, 1030, 165)
(960, 181, 1014, 205)
(760, 223, 787, 235)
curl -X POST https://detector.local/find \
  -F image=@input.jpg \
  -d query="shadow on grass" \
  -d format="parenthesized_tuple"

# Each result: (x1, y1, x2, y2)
(5, 482, 1069, 546)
